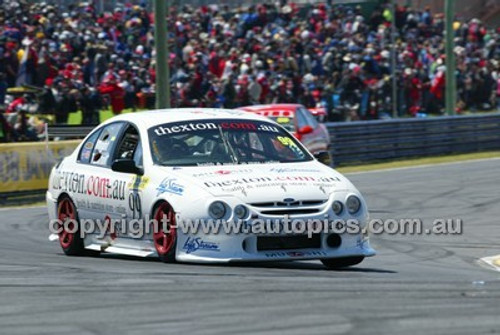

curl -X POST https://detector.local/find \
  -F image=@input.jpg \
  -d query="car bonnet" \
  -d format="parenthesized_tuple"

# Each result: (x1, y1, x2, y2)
(159, 161, 354, 201)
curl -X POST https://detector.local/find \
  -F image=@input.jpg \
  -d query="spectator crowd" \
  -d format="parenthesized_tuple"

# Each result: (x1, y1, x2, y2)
(1, 0, 500, 141)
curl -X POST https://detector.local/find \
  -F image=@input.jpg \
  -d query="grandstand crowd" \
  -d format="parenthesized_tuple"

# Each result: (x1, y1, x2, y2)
(1, 0, 500, 141)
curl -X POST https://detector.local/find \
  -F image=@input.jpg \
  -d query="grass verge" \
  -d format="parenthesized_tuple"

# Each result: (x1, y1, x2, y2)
(337, 151, 500, 173)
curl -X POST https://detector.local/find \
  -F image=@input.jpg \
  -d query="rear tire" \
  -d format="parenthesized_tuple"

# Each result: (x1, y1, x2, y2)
(152, 202, 177, 263)
(321, 256, 364, 269)
(57, 196, 85, 256)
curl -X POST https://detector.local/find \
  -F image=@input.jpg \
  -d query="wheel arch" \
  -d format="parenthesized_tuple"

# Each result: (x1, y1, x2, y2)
(149, 198, 175, 222)
(55, 192, 81, 220)
(57, 192, 71, 203)
(149, 196, 180, 218)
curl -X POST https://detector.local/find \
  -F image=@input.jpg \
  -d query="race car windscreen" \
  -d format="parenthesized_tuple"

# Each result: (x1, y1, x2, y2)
(148, 119, 313, 166)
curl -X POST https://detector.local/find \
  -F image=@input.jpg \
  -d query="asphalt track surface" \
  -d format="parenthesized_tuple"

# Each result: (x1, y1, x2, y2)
(1, 159, 500, 335)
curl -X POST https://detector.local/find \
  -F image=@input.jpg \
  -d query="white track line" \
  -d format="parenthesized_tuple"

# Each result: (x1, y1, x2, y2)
(478, 255, 500, 272)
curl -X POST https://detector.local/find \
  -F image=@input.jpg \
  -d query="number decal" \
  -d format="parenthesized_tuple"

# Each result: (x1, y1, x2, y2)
(128, 193, 142, 219)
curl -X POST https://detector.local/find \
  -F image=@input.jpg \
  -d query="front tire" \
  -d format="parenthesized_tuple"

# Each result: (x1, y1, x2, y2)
(57, 196, 85, 256)
(321, 256, 364, 269)
(152, 202, 177, 263)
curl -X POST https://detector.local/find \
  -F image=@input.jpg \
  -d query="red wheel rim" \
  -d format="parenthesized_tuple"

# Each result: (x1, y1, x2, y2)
(57, 199, 76, 249)
(153, 203, 176, 256)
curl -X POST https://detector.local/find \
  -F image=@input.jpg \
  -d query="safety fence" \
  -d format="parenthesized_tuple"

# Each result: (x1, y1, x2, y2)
(327, 113, 500, 165)
(45, 125, 95, 141)
(1, 113, 500, 197)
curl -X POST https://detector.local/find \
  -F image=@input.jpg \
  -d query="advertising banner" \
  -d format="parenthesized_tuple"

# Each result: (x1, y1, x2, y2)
(0, 141, 79, 194)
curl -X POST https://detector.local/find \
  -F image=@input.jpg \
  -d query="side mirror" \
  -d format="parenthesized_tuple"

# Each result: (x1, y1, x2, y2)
(298, 125, 314, 135)
(111, 159, 143, 175)
(314, 151, 332, 167)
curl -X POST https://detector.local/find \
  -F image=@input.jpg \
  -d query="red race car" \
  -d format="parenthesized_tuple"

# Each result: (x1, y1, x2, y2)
(239, 104, 331, 165)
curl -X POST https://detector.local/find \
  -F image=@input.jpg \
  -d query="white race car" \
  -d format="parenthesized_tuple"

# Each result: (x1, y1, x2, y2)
(47, 108, 375, 268)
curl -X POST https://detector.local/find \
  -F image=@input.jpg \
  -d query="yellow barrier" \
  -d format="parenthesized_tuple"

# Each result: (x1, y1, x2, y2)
(0, 140, 80, 193)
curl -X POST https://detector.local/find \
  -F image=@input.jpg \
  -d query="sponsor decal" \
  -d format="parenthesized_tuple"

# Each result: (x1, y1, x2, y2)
(152, 120, 281, 137)
(182, 237, 220, 254)
(127, 176, 150, 191)
(276, 176, 341, 182)
(277, 136, 304, 157)
(87, 176, 126, 200)
(156, 177, 184, 196)
(276, 117, 291, 124)
(76, 199, 113, 212)
(318, 185, 327, 194)
(52, 171, 126, 200)
(277, 136, 298, 148)
(154, 122, 217, 136)
(192, 168, 253, 177)
(264, 250, 328, 258)
(115, 205, 127, 214)
(220, 185, 248, 197)
(204, 177, 272, 188)
(220, 121, 280, 133)
(76, 198, 128, 215)
(204, 176, 340, 188)
(52, 171, 86, 194)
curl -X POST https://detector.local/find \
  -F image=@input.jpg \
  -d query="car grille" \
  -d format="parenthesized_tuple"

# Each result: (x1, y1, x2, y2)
(259, 208, 319, 215)
(256, 234, 322, 251)
(249, 199, 326, 216)
(250, 200, 325, 207)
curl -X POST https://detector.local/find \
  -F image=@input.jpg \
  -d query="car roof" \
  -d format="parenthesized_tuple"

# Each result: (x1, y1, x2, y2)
(101, 108, 272, 128)
(239, 104, 302, 112)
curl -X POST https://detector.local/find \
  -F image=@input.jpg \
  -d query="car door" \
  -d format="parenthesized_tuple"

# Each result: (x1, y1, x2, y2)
(78, 122, 129, 232)
(108, 123, 151, 247)
(113, 124, 146, 229)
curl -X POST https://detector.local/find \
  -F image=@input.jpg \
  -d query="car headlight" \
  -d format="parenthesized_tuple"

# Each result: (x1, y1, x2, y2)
(234, 205, 248, 220)
(346, 195, 361, 214)
(332, 201, 343, 215)
(209, 201, 226, 219)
